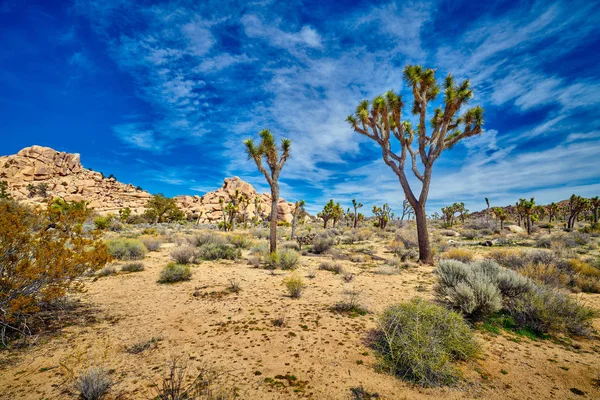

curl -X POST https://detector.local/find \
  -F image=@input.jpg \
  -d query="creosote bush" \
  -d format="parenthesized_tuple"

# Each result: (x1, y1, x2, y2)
(376, 299, 479, 387)
(106, 238, 147, 260)
(158, 263, 192, 283)
(74, 367, 112, 400)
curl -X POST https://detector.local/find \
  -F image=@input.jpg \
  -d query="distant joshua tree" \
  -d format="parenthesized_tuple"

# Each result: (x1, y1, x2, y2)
(351, 199, 363, 228)
(372, 204, 392, 229)
(318, 199, 342, 228)
(567, 194, 589, 231)
(590, 196, 599, 224)
(492, 207, 508, 231)
(244, 130, 291, 253)
(548, 202, 559, 223)
(347, 65, 484, 264)
(291, 200, 306, 240)
(518, 198, 535, 235)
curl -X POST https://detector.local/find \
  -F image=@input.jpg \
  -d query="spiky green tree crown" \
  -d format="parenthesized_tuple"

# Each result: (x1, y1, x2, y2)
(346, 65, 484, 185)
(244, 129, 291, 186)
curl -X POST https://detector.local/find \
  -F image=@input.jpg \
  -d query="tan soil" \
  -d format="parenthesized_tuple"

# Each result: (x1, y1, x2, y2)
(1, 234, 599, 399)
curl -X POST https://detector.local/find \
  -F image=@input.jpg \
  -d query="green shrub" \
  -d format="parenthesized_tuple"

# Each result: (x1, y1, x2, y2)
(93, 215, 113, 230)
(106, 238, 147, 260)
(505, 285, 597, 336)
(376, 299, 479, 387)
(266, 249, 300, 270)
(121, 262, 145, 272)
(191, 231, 226, 247)
(311, 235, 335, 254)
(197, 243, 239, 261)
(158, 263, 191, 283)
(228, 233, 252, 249)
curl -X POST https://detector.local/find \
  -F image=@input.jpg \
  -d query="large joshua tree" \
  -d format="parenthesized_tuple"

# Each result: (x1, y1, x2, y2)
(244, 130, 291, 253)
(347, 65, 484, 264)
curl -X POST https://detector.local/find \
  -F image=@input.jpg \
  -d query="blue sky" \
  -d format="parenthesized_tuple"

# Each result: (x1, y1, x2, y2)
(1, 0, 599, 215)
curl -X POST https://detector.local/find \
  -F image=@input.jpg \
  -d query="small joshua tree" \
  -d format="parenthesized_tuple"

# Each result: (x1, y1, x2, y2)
(567, 194, 589, 230)
(492, 207, 508, 231)
(351, 199, 363, 228)
(291, 200, 306, 240)
(347, 65, 484, 264)
(518, 198, 535, 235)
(590, 196, 599, 225)
(244, 130, 291, 253)
(373, 204, 392, 229)
(318, 199, 336, 228)
(548, 202, 559, 223)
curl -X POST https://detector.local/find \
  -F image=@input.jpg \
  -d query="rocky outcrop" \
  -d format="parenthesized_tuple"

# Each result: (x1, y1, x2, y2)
(0, 146, 295, 222)
(174, 177, 295, 223)
(0, 145, 151, 214)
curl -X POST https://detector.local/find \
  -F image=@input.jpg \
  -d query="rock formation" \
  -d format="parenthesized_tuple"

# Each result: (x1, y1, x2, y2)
(0, 146, 294, 222)
(175, 177, 295, 224)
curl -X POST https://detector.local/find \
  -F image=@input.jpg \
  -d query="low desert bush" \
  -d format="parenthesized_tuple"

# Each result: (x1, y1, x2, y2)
(461, 230, 480, 240)
(106, 238, 147, 260)
(266, 249, 300, 270)
(97, 266, 117, 277)
(342, 271, 355, 282)
(283, 274, 305, 298)
(505, 285, 597, 336)
(387, 240, 405, 256)
(121, 262, 145, 272)
(191, 231, 227, 247)
(319, 261, 344, 274)
(331, 290, 368, 316)
(435, 259, 596, 336)
(158, 263, 192, 283)
(170, 245, 197, 264)
(519, 263, 570, 288)
(74, 367, 112, 400)
(311, 235, 335, 254)
(228, 233, 252, 249)
(227, 278, 241, 293)
(93, 215, 113, 230)
(394, 229, 418, 249)
(197, 243, 240, 261)
(467, 218, 497, 231)
(140, 235, 164, 251)
(282, 241, 301, 251)
(375, 299, 479, 387)
(440, 248, 474, 263)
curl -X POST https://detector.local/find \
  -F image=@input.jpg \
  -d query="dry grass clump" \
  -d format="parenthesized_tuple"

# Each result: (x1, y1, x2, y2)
(74, 367, 112, 400)
(440, 248, 474, 263)
(394, 229, 418, 249)
(140, 235, 164, 251)
(319, 261, 344, 274)
(121, 262, 145, 272)
(283, 274, 305, 298)
(331, 290, 368, 316)
(171, 245, 197, 264)
(158, 263, 192, 283)
(152, 356, 236, 400)
(375, 299, 479, 387)
(106, 238, 147, 260)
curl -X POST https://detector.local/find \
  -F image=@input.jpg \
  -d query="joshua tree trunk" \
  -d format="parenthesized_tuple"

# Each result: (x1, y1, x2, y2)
(414, 204, 432, 264)
(270, 187, 278, 253)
